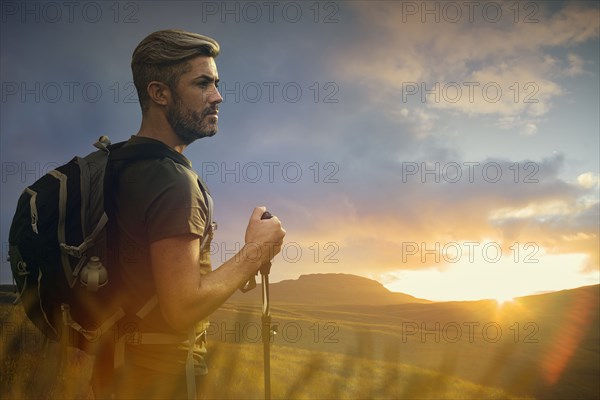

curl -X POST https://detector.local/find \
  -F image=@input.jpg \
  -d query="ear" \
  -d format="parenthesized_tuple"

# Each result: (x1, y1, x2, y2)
(146, 81, 171, 107)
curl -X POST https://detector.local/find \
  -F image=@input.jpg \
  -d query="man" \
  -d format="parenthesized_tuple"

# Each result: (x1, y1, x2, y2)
(92, 29, 286, 399)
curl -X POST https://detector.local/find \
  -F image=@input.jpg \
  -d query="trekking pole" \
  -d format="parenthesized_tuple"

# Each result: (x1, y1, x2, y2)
(239, 211, 275, 399)
(259, 211, 273, 400)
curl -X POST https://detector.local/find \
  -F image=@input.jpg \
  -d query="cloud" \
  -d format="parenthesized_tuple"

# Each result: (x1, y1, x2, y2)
(522, 123, 538, 136)
(577, 172, 600, 189)
(393, 107, 437, 137)
(278, 153, 598, 280)
(566, 53, 585, 77)
(330, 1, 600, 135)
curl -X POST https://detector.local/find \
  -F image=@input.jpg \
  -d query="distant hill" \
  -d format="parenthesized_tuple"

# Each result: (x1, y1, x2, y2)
(229, 273, 431, 305)
(336, 284, 600, 326)
(221, 282, 599, 400)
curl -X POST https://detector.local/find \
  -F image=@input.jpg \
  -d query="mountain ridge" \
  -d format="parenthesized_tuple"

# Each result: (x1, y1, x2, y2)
(230, 273, 431, 305)
(229, 273, 600, 307)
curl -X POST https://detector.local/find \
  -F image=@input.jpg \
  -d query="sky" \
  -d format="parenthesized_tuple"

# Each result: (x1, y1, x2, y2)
(1, 0, 599, 302)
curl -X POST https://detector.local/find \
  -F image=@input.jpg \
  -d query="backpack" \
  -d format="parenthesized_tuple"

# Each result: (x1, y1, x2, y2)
(8, 136, 214, 353)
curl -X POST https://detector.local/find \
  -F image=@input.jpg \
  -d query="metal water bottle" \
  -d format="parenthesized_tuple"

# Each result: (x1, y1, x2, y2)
(80, 256, 108, 291)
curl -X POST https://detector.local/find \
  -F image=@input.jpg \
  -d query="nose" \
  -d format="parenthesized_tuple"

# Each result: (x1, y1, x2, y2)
(210, 86, 223, 105)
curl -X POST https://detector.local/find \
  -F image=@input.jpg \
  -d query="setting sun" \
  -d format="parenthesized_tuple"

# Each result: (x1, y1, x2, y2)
(494, 295, 515, 306)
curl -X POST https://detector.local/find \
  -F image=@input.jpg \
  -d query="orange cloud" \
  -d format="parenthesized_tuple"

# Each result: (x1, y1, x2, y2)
(276, 156, 598, 280)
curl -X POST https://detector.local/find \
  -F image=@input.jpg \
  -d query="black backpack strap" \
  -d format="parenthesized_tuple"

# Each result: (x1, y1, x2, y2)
(107, 141, 193, 170)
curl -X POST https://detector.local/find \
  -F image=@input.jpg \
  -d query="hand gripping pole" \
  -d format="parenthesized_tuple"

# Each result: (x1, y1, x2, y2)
(240, 211, 275, 400)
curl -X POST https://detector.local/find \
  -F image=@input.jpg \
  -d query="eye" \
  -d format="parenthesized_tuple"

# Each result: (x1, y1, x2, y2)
(197, 81, 219, 90)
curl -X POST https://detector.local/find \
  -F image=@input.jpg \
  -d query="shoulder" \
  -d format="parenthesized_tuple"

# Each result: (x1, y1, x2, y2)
(122, 157, 200, 195)
(118, 135, 199, 188)
(118, 157, 207, 240)
(151, 157, 198, 184)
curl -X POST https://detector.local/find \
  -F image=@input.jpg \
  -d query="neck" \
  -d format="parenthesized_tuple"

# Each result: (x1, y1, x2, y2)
(136, 112, 186, 154)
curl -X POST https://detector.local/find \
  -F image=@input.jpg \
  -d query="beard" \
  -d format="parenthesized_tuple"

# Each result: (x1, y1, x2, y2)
(166, 95, 218, 146)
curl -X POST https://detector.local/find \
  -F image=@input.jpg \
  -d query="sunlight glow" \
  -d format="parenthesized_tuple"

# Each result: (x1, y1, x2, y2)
(542, 289, 597, 385)
(383, 248, 598, 302)
(494, 296, 515, 307)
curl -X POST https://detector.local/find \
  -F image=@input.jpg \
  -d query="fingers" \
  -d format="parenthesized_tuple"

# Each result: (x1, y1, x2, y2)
(245, 206, 286, 248)
(250, 206, 283, 232)
(261, 210, 285, 240)
(243, 207, 284, 267)
(250, 206, 267, 221)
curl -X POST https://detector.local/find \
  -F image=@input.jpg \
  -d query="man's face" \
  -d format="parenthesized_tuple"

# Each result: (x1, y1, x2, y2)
(166, 56, 222, 145)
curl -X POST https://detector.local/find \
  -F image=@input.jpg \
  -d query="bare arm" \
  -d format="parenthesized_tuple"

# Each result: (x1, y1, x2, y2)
(150, 206, 285, 332)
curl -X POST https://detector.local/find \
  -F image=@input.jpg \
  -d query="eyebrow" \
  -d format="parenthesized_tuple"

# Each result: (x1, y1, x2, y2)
(192, 74, 219, 83)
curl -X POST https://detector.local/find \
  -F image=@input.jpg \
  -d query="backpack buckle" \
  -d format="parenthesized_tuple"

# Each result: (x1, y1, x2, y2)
(127, 331, 142, 345)
(60, 243, 83, 258)
(16, 260, 28, 276)
(94, 135, 112, 152)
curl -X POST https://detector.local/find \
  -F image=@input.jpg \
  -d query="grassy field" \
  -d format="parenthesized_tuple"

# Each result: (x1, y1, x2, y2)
(203, 342, 530, 399)
(2, 300, 528, 399)
(2, 283, 598, 399)
(209, 284, 600, 399)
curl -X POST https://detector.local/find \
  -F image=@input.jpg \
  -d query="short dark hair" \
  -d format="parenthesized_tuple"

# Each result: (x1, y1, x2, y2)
(131, 29, 220, 111)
